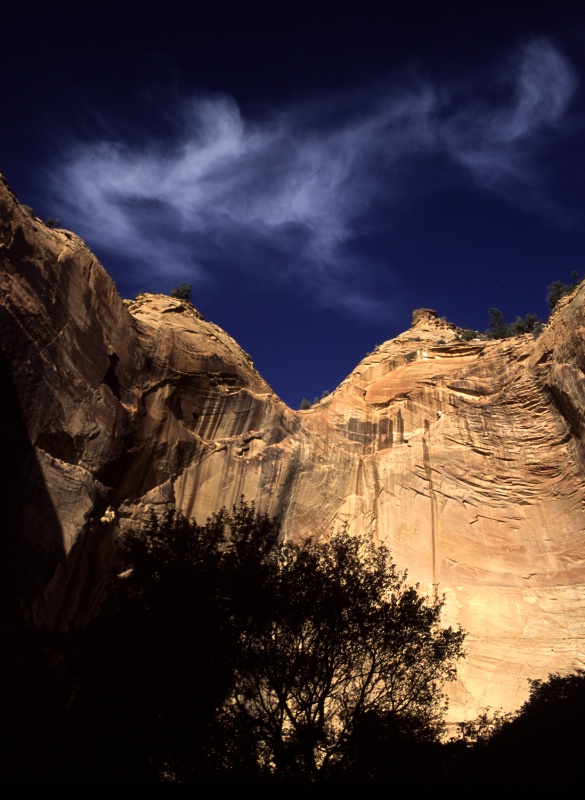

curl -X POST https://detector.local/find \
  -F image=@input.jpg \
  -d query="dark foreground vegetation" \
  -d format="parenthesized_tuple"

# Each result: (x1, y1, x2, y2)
(1, 502, 584, 783)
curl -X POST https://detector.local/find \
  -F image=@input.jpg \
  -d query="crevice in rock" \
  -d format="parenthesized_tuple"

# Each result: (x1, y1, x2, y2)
(102, 352, 121, 399)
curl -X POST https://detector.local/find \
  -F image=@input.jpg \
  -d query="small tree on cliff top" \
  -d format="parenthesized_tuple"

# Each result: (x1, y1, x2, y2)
(169, 282, 192, 302)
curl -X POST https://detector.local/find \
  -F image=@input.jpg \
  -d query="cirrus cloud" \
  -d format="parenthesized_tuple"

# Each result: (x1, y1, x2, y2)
(49, 38, 578, 316)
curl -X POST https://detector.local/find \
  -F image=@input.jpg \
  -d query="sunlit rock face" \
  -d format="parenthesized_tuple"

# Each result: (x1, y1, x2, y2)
(0, 174, 295, 627)
(2, 172, 585, 723)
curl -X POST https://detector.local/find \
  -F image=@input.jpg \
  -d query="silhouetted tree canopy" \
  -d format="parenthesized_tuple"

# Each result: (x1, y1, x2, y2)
(2, 501, 463, 784)
(217, 529, 464, 782)
(65, 502, 464, 782)
(472, 670, 585, 784)
(70, 501, 280, 781)
(5, 501, 585, 783)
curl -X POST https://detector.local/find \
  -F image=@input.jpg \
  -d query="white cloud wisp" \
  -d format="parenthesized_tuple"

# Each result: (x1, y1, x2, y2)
(50, 38, 578, 315)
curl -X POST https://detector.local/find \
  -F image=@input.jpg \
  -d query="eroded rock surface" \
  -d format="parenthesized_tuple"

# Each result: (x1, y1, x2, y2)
(2, 173, 585, 722)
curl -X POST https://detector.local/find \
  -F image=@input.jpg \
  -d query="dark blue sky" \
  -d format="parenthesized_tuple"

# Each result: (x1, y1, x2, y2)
(3, 1, 585, 407)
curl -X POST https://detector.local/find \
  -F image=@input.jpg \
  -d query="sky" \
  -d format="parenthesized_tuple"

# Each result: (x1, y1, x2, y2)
(3, 1, 585, 408)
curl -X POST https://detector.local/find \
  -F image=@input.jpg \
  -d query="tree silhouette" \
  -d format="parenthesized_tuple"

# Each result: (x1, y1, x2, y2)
(219, 529, 465, 782)
(67, 501, 280, 781)
(63, 506, 464, 782)
(475, 670, 585, 784)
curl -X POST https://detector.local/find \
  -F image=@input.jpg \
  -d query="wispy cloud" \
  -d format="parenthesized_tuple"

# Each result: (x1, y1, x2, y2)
(49, 38, 578, 315)
(442, 39, 578, 189)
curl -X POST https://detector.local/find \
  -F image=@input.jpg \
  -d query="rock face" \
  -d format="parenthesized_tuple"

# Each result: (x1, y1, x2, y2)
(2, 172, 585, 723)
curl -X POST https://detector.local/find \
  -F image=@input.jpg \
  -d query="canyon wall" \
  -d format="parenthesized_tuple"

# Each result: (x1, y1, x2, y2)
(2, 173, 585, 722)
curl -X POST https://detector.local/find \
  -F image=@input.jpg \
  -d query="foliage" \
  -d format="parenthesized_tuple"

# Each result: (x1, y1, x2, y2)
(60, 504, 464, 782)
(169, 282, 193, 302)
(479, 273, 581, 342)
(44, 217, 61, 228)
(68, 501, 281, 782)
(495, 670, 585, 769)
(457, 329, 478, 341)
(450, 670, 585, 784)
(546, 271, 580, 312)
(547, 281, 568, 311)
(218, 528, 465, 782)
(300, 391, 330, 409)
(506, 313, 543, 336)
(455, 707, 512, 746)
(485, 308, 543, 340)
(485, 307, 508, 339)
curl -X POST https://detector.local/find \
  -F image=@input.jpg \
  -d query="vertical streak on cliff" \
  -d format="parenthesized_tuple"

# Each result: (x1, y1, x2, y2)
(272, 440, 302, 537)
(422, 418, 438, 591)
(370, 455, 381, 546)
(396, 409, 404, 444)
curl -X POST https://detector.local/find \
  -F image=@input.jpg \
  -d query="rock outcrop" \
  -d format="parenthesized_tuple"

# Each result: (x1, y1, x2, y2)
(2, 172, 585, 723)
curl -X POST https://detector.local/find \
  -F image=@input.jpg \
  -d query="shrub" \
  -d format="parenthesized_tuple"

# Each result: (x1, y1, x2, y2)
(169, 282, 192, 302)
(546, 272, 580, 312)
(507, 313, 541, 336)
(474, 670, 585, 784)
(486, 308, 508, 339)
(485, 310, 543, 340)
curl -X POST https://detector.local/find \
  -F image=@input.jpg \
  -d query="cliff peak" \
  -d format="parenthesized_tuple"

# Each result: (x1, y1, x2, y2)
(125, 292, 205, 321)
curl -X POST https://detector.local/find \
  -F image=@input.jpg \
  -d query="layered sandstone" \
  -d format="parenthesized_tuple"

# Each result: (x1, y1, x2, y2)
(2, 172, 585, 722)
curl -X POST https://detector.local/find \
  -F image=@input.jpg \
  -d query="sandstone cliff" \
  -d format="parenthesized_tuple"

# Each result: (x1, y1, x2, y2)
(2, 172, 585, 723)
